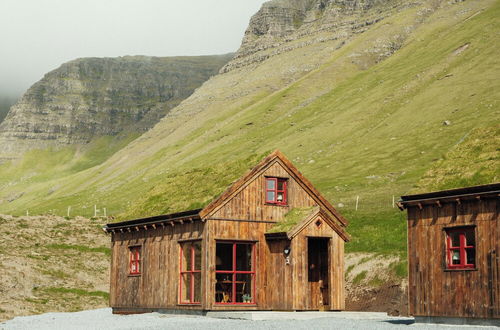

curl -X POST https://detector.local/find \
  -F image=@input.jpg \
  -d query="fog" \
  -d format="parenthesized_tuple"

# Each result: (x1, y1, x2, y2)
(0, 0, 268, 97)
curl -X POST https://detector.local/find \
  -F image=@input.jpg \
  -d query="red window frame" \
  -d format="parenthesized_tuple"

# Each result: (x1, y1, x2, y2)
(179, 241, 201, 304)
(215, 241, 256, 305)
(129, 246, 141, 275)
(265, 177, 287, 205)
(445, 227, 475, 270)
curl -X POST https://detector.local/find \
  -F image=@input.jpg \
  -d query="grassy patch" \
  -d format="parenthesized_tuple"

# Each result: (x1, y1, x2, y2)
(45, 244, 111, 256)
(344, 209, 407, 255)
(353, 271, 368, 285)
(368, 276, 384, 287)
(390, 259, 408, 278)
(35, 287, 109, 300)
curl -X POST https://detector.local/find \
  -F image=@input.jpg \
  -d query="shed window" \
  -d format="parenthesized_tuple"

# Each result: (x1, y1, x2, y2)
(179, 241, 202, 304)
(445, 227, 475, 269)
(215, 242, 255, 304)
(129, 246, 141, 275)
(265, 177, 287, 205)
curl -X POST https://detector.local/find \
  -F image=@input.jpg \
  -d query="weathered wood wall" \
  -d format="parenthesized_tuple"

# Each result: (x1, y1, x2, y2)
(407, 198, 499, 319)
(210, 161, 318, 221)
(110, 221, 205, 311)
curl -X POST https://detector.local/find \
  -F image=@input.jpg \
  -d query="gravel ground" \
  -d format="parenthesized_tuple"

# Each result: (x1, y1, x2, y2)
(0, 309, 497, 330)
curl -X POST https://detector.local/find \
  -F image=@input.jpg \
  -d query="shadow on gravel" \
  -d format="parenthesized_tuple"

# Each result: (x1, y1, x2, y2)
(383, 320, 415, 325)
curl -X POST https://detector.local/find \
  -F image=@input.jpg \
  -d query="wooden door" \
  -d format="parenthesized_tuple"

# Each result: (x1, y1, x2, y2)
(308, 237, 330, 310)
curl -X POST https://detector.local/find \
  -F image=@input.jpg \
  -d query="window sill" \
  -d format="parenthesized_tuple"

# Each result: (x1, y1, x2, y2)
(177, 303, 201, 306)
(128, 273, 142, 277)
(214, 303, 257, 306)
(444, 268, 477, 272)
(265, 203, 288, 207)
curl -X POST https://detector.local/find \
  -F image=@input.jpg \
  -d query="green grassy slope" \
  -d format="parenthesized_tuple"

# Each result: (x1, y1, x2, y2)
(0, 0, 498, 256)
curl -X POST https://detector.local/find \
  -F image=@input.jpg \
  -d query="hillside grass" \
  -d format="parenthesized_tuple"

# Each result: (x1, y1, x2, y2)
(0, 0, 498, 258)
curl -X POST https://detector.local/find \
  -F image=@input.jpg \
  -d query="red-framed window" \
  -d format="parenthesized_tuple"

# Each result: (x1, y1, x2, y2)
(215, 241, 255, 304)
(445, 227, 475, 270)
(129, 246, 141, 275)
(179, 241, 201, 304)
(265, 177, 287, 205)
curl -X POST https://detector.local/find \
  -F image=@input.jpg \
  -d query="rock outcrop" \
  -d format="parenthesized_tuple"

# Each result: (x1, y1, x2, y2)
(0, 55, 232, 159)
(221, 0, 410, 73)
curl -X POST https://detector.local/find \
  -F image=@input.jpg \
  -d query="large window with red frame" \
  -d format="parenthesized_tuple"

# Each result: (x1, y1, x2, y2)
(265, 177, 287, 205)
(129, 246, 141, 275)
(215, 242, 255, 304)
(179, 241, 201, 304)
(445, 227, 475, 270)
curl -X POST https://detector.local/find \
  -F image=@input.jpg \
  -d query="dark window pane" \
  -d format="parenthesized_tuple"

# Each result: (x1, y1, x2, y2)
(449, 232, 460, 247)
(236, 273, 253, 303)
(216, 243, 233, 271)
(451, 250, 461, 264)
(465, 229, 475, 246)
(193, 273, 201, 303)
(267, 191, 275, 202)
(277, 179, 285, 190)
(236, 244, 252, 271)
(180, 273, 190, 302)
(215, 273, 233, 303)
(266, 179, 275, 190)
(193, 242, 202, 271)
(466, 248, 475, 266)
(181, 244, 191, 271)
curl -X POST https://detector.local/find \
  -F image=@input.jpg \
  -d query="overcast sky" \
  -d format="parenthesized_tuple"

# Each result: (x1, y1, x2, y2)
(0, 0, 268, 97)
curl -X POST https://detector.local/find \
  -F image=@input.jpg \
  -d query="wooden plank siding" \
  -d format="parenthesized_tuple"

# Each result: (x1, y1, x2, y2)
(110, 221, 205, 311)
(406, 197, 499, 319)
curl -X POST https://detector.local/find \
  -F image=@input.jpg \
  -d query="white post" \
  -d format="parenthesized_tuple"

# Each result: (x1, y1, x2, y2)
(94, 205, 97, 217)
(392, 196, 395, 208)
(104, 207, 107, 217)
(26, 210, 29, 216)
(67, 206, 71, 217)
(355, 196, 359, 211)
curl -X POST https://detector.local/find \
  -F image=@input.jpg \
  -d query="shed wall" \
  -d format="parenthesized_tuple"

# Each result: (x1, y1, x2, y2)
(407, 198, 499, 319)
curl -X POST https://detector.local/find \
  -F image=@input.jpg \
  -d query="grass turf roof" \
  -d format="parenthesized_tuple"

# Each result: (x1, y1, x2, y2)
(266, 207, 315, 234)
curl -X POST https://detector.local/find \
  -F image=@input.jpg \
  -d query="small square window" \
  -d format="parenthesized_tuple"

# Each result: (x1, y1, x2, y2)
(265, 177, 287, 205)
(129, 246, 141, 275)
(445, 227, 475, 270)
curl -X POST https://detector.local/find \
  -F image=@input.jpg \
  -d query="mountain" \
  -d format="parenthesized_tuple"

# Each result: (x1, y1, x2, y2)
(0, 0, 498, 256)
(0, 96, 17, 123)
(0, 55, 232, 161)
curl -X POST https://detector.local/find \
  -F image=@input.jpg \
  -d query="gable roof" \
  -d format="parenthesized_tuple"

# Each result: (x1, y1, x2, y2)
(199, 150, 348, 227)
(265, 206, 350, 242)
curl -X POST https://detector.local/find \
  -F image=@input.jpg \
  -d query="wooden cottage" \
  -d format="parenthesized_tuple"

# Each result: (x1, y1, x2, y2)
(104, 150, 350, 314)
(399, 183, 499, 325)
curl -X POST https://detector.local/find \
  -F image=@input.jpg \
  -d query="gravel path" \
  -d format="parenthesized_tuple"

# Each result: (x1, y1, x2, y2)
(0, 309, 497, 330)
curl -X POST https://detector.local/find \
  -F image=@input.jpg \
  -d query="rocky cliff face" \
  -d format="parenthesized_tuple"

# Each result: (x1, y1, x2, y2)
(0, 55, 232, 159)
(221, 0, 410, 72)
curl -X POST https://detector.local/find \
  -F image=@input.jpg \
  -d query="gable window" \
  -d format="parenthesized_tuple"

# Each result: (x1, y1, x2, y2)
(215, 241, 255, 304)
(445, 227, 475, 270)
(129, 246, 141, 275)
(265, 177, 287, 205)
(179, 241, 201, 304)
